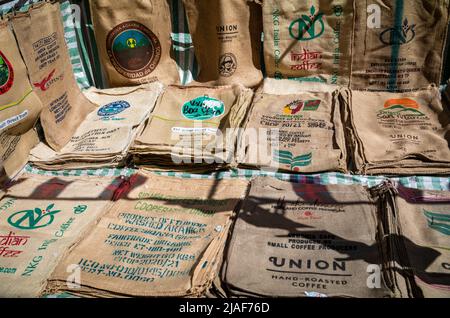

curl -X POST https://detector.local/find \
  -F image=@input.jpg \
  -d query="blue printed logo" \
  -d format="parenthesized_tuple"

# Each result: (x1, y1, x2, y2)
(97, 101, 130, 117)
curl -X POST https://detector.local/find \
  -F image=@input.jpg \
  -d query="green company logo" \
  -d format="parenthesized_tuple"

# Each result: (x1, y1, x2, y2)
(423, 210, 450, 236)
(8, 204, 61, 230)
(289, 6, 325, 41)
(182, 96, 225, 121)
(274, 151, 312, 171)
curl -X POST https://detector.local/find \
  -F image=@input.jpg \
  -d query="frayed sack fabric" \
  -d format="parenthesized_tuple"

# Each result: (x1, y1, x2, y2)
(262, 0, 353, 85)
(237, 79, 347, 173)
(90, 0, 180, 86)
(45, 172, 248, 297)
(0, 174, 124, 297)
(29, 82, 164, 170)
(351, 0, 450, 92)
(183, 0, 263, 87)
(0, 19, 42, 135)
(346, 86, 450, 175)
(0, 129, 39, 187)
(131, 85, 254, 172)
(222, 177, 392, 298)
(11, 1, 96, 151)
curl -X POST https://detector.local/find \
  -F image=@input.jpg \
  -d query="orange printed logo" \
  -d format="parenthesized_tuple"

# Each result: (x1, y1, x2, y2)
(380, 98, 425, 116)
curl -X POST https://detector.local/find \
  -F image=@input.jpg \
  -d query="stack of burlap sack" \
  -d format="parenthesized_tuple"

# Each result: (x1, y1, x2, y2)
(1, 1, 97, 184)
(373, 182, 450, 298)
(219, 177, 450, 298)
(44, 171, 248, 297)
(343, 86, 450, 175)
(29, 83, 163, 170)
(1, 172, 448, 298)
(130, 85, 254, 172)
(237, 79, 347, 173)
(0, 173, 125, 297)
(220, 177, 392, 298)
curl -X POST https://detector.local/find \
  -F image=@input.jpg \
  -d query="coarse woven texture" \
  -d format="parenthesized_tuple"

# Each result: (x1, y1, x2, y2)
(22, 165, 450, 192)
(0, 0, 91, 89)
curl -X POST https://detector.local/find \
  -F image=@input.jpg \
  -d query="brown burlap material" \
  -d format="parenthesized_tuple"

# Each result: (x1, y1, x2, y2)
(345, 86, 450, 175)
(237, 79, 346, 173)
(29, 82, 164, 170)
(131, 85, 254, 171)
(0, 19, 42, 135)
(372, 182, 450, 298)
(11, 1, 96, 151)
(0, 129, 39, 187)
(183, 0, 263, 87)
(0, 174, 124, 297)
(46, 172, 248, 297)
(393, 185, 450, 298)
(262, 0, 353, 85)
(223, 177, 392, 298)
(351, 0, 450, 92)
(90, 0, 180, 86)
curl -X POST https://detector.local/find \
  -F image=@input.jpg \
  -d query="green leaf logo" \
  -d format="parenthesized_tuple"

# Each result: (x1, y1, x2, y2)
(274, 151, 312, 171)
(8, 203, 61, 230)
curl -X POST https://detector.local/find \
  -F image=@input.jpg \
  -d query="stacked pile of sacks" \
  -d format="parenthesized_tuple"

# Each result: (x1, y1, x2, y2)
(0, 0, 449, 298)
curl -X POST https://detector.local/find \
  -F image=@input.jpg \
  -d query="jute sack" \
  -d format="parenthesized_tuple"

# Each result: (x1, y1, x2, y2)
(347, 86, 450, 175)
(183, 0, 263, 87)
(392, 185, 450, 298)
(262, 0, 353, 85)
(11, 1, 96, 150)
(351, 0, 450, 92)
(46, 172, 248, 297)
(222, 177, 391, 298)
(90, 0, 180, 87)
(237, 79, 347, 173)
(0, 19, 42, 135)
(0, 174, 124, 297)
(131, 85, 254, 171)
(29, 82, 164, 170)
(369, 182, 414, 298)
(0, 129, 39, 187)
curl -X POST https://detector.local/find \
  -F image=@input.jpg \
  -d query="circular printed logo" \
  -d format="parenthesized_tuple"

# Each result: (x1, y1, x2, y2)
(98, 100, 131, 117)
(106, 21, 161, 79)
(218, 53, 237, 77)
(0, 51, 14, 95)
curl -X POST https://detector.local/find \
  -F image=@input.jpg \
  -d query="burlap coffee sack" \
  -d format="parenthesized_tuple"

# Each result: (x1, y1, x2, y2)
(46, 172, 248, 297)
(391, 185, 450, 298)
(237, 79, 346, 173)
(90, 0, 180, 87)
(351, 0, 450, 92)
(83, 82, 164, 127)
(348, 87, 450, 175)
(131, 85, 254, 170)
(11, 1, 96, 151)
(0, 18, 42, 135)
(182, 0, 263, 87)
(223, 177, 392, 298)
(0, 173, 124, 297)
(29, 83, 164, 170)
(262, 0, 353, 85)
(0, 128, 39, 187)
(369, 182, 414, 298)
